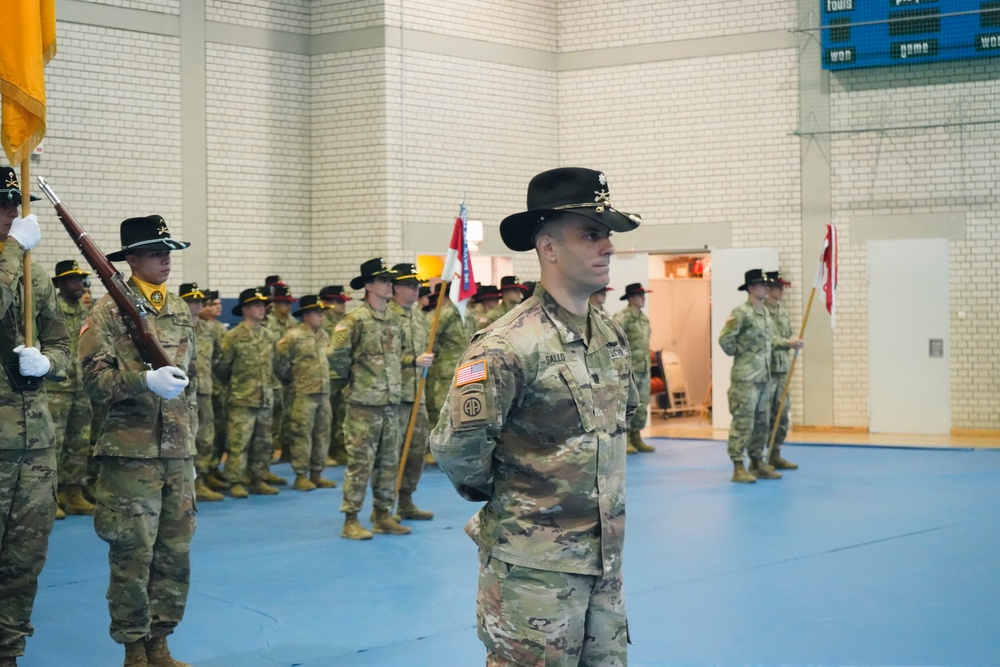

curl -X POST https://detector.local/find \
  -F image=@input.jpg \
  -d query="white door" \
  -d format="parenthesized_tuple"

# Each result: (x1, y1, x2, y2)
(607, 251, 649, 319)
(710, 248, 779, 430)
(868, 238, 950, 434)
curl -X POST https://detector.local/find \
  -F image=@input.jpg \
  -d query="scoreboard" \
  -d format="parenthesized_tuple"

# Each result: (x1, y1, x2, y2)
(821, 1, 1000, 70)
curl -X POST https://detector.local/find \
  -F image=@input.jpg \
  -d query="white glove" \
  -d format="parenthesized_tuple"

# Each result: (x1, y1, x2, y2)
(145, 366, 189, 400)
(8, 214, 41, 250)
(12, 345, 50, 377)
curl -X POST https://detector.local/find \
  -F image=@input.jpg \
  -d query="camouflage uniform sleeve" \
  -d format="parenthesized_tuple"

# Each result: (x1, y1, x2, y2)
(718, 307, 744, 357)
(0, 241, 22, 316)
(79, 301, 149, 403)
(429, 336, 524, 502)
(185, 320, 198, 446)
(33, 266, 71, 381)
(326, 314, 358, 379)
(273, 329, 294, 384)
(216, 328, 235, 384)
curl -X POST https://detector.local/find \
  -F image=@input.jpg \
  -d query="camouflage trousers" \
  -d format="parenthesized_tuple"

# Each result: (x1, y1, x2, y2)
(328, 379, 348, 462)
(48, 389, 92, 487)
(766, 373, 791, 449)
(194, 394, 214, 475)
(0, 448, 57, 659)
(477, 551, 628, 667)
(288, 392, 331, 476)
(340, 404, 401, 515)
(269, 381, 287, 457)
(628, 370, 650, 431)
(396, 400, 429, 495)
(726, 380, 770, 462)
(93, 456, 196, 645)
(211, 391, 227, 466)
(224, 405, 273, 484)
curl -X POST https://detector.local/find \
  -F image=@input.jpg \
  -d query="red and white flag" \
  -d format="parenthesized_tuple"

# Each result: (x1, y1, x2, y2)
(813, 224, 839, 327)
(440, 202, 476, 316)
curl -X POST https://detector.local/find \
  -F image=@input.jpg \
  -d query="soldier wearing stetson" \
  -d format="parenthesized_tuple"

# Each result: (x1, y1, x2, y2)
(0, 166, 71, 667)
(328, 258, 409, 539)
(217, 288, 280, 498)
(274, 295, 337, 491)
(589, 285, 613, 311)
(479, 275, 525, 330)
(46, 260, 97, 517)
(388, 263, 435, 520)
(614, 282, 656, 453)
(263, 278, 295, 476)
(718, 269, 802, 484)
(78, 214, 196, 667)
(764, 270, 800, 471)
(319, 285, 351, 466)
(424, 282, 470, 436)
(179, 283, 224, 503)
(431, 167, 640, 667)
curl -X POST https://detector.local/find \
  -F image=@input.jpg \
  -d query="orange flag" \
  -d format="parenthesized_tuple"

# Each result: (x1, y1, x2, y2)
(0, 0, 56, 164)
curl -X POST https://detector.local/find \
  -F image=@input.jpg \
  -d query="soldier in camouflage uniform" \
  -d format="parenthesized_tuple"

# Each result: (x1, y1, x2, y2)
(764, 271, 799, 471)
(388, 264, 435, 520)
(614, 283, 656, 454)
(328, 259, 409, 539)
(431, 168, 641, 667)
(467, 284, 501, 338)
(478, 275, 524, 331)
(180, 283, 224, 503)
(46, 260, 96, 516)
(79, 215, 196, 667)
(263, 277, 295, 474)
(425, 285, 469, 434)
(0, 175, 71, 667)
(218, 288, 279, 498)
(588, 285, 612, 311)
(274, 295, 337, 491)
(199, 290, 230, 491)
(319, 285, 351, 466)
(719, 269, 802, 484)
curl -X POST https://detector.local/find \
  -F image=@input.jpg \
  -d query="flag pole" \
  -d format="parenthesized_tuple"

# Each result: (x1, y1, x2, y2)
(20, 158, 33, 345)
(394, 279, 448, 496)
(767, 285, 816, 453)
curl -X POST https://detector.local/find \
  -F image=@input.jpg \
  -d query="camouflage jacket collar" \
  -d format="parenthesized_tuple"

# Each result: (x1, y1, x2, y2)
(535, 283, 618, 352)
(56, 293, 87, 316)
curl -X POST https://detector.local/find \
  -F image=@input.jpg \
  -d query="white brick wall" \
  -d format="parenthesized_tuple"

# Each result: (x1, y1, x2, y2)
(79, 0, 179, 15)
(312, 0, 386, 33)
(398, 0, 557, 51)
(205, 43, 311, 297)
(207, 0, 310, 33)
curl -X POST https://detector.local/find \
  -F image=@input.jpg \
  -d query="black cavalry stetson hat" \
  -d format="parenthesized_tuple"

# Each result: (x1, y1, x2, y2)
(738, 269, 769, 291)
(499, 275, 524, 291)
(319, 285, 352, 302)
(500, 167, 642, 252)
(106, 215, 190, 262)
(179, 282, 206, 302)
(232, 287, 269, 316)
(269, 284, 295, 303)
(0, 166, 40, 206)
(293, 294, 325, 317)
(52, 259, 90, 283)
(472, 284, 501, 302)
(766, 270, 792, 287)
(350, 258, 396, 290)
(619, 283, 652, 300)
(391, 263, 422, 284)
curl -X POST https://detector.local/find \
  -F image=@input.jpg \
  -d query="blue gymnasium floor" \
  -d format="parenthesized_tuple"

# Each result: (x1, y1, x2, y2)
(26, 439, 1000, 666)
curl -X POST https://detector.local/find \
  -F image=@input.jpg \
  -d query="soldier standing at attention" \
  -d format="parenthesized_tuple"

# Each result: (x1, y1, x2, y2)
(589, 285, 612, 311)
(387, 263, 435, 520)
(719, 269, 802, 483)
(79, 215, 196, 667)
(479, 275, 525, 329)
(319, 285, 351, 467)
(0, 170, 70, 667)
(180, 283, 224, 503)
(430, 167, 641, 667)
(614, 283, 656, 454)
(217, 288, 279, 498)
(274, 294, 337, 491)
(263, 277, 295, 476)
(763, 271, 799, 471)
(328, 259, 409, 539)
(199, 290, 230, 492)
(468, 284, 501, 336)
(47, 260, 96, 517)
(424, 283, 469, 434)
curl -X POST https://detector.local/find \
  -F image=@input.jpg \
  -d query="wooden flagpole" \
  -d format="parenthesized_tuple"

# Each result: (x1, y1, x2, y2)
(767, 286, 817, 453)
(20, 158, 33, 345)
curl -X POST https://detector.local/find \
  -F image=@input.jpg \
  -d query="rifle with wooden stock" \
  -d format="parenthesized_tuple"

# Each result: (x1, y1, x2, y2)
(36, 177, 173, 370)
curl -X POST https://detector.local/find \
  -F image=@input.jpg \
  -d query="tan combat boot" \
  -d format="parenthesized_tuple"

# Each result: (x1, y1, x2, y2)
(229, 483, 249, 499)
(292, 474, 317, 492)
(371, 508, 411, 535)
(263, 470, 288, 486)
(396, 492, 433, 520)
(63, 484, 96, 515)
(629, 431, 656, 453)
(205, 469, 230, 491)
(309, 472, 337, 488)
(123, 640, 148, 667)
(144, 636, 191, 667)
(769, 447, 799, 470)
(749, 457, 782, 480)
(248, 479, 279, 495)
(55, 504, 66, 520)
(731, 461, 757, 484)
(341, 513, 373, 540)
(194, 478, 224, 502)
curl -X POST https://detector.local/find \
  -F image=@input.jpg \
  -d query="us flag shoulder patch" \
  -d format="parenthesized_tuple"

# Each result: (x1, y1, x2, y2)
(455, 360, 487, 387)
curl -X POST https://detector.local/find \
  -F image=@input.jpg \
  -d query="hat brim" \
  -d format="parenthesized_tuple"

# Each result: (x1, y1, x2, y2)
(52, 270, 91, 283)
(350, 269, 394, 290)
(106, 239, 190, 262)
(293, 304, 324, 317)
(619, 289, 652, 301)
(232, 297, 269, 316)
(500, 207, 640, 252)
(738, 280, 768, 291)
(0, 191, 41, 205)
(771, 279, 792, 288)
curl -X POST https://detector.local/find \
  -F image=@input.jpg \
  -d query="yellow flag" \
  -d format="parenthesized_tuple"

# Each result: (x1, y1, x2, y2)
(0, 0, 56, 165)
